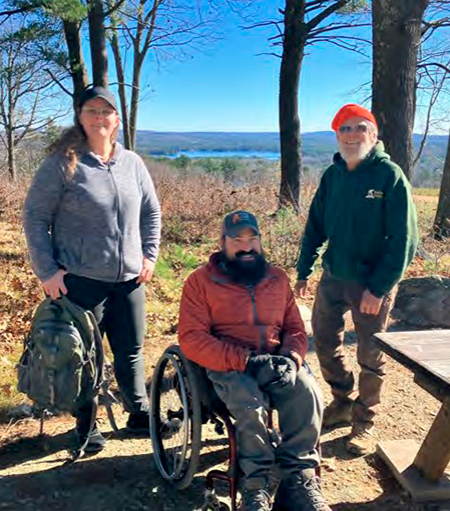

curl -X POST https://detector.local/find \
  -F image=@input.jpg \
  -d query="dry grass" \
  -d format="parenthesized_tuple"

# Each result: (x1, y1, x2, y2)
(150, 161, 316, 268)
(0, 166, 448, 414)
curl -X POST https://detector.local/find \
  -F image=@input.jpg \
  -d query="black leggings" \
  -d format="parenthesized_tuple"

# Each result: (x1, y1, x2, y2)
(64, 274, 148, 416)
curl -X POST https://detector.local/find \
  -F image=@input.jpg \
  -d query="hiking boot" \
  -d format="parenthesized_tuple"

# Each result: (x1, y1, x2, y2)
(346, 423, 375, 456)
(274, 473, 330, 511)
(75, 421, 106, 453)
(240, 488, 272, 511)
(126, 412, 150, 434)
(322, 398, 353, 430)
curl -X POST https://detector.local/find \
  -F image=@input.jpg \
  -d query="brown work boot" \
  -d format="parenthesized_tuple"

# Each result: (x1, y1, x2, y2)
(322, 398, 353, 430)
(346, 423, 375, 456)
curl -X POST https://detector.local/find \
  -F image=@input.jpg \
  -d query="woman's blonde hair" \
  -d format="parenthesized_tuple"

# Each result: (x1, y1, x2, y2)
(47, 120, 86, 178)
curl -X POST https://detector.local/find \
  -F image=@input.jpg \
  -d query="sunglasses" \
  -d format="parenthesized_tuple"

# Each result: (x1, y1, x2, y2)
(338, 124, 369, 134)
(82, 107, 116, 117)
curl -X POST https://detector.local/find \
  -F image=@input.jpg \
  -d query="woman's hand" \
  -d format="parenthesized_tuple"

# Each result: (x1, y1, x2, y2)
(137, 258, 155, 284)
(42, 269, 68, 300)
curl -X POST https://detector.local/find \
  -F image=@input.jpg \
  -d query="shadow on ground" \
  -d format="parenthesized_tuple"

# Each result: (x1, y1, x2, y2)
(0, 426, 235, 511)
(321, 434, 446, 511)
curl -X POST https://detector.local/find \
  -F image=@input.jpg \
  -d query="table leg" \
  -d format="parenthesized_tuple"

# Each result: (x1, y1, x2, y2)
(413, 398, 450, 481)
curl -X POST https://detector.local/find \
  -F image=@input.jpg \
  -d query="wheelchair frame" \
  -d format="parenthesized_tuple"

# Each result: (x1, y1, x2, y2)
(149, 344, 240, 510)
(149, 344, 320, 511)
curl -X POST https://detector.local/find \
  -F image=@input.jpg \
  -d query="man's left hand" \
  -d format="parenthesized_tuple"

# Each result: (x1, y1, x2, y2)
(137, 258, 155, 284)
(359, 289, 383, 315)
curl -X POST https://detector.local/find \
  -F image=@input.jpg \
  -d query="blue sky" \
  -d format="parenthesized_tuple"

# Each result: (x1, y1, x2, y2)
(134, 9, 373, 133)
(83, 1, 447, 135)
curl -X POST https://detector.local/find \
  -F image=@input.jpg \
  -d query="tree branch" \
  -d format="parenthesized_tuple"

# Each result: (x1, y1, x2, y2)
(414, 74, 446, 167)
(244, 20, 283, 31)
(307, 0, 350, 32)
(418, 62, 450, 75)
(255, 51, 282, 59)
(305, 1, 333, 15)
(0, 2, 46, 17)
(309, 22, 371, 39)
(44, 69, 72, 96)
(104, 0, 128, 17)
(422, 17, 450, 36)
(306, 36, 369, 56)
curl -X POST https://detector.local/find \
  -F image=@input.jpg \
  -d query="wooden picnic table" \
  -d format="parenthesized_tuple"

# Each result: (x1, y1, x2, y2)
(374, 329, 450, 501)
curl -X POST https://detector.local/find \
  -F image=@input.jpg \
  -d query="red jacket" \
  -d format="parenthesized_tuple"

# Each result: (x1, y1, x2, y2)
(178, 253, 308, 372)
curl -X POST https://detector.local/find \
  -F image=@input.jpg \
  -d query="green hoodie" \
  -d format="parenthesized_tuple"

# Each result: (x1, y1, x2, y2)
(297, 141, 418, 298)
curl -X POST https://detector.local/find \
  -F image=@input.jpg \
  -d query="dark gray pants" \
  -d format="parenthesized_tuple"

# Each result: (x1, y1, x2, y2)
(312, 272, 396, 426)
(207, 364, 323, 489)
(65, 273, 148, 416)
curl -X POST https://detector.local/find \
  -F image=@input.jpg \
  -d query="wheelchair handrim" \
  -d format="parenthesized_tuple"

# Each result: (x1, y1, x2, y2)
(150, 352, 191, 481)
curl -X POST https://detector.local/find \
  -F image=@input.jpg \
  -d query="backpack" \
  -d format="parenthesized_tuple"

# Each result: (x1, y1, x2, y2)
(17, 295, 104, 415)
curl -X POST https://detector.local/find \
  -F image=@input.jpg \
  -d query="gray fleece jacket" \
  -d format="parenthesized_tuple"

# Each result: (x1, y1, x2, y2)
(23, 142, 161, 283)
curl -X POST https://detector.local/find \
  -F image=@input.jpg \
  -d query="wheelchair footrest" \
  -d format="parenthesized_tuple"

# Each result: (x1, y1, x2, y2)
(200, 488, 231, 511)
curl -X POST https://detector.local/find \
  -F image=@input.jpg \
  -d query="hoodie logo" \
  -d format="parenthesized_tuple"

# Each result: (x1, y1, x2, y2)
(365, 189, 384, 199)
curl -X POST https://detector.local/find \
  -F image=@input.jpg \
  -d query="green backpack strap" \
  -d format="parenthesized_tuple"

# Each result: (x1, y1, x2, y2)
(56, 296, 104, 391)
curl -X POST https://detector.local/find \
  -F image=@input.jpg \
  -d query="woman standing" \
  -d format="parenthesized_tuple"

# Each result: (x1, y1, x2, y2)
(23, 86, 161, 453)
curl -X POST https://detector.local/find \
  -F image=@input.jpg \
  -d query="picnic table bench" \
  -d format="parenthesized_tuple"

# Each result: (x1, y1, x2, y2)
(374, 330, 450, 501)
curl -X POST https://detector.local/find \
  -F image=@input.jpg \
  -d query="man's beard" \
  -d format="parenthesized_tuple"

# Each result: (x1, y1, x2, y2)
(339, 141, 374, 167)
(221, 250, 267, 286)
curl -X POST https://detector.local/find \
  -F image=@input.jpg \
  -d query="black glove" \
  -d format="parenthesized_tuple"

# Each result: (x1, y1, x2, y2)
(245, 353, 273, 378)
(246, 354, 297, 391)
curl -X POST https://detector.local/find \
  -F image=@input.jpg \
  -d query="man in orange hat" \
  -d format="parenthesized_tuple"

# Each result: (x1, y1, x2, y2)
(295, 104, 418, 455)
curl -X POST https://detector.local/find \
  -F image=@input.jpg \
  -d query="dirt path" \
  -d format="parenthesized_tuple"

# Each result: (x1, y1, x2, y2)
(413, 195, 439, 203)
(0, 332, 447, 511)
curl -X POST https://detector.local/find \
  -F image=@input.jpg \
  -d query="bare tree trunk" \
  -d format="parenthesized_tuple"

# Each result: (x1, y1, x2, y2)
(279, 0, 306, 212)
(372, 0, 429, 180)
(434, 131, 450, 238)
(5, 64, 16, 181)
(110, 20, 131, 148)
(63, 20, 89, 109)
(129, 55, 143, 152)
(88, 0, 108, 87)
(6, 120, 15, 181)
(127, 0, 159, 151)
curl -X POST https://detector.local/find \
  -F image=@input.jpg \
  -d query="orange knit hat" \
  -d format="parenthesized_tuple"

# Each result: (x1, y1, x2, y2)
(331, 104, 378, 132)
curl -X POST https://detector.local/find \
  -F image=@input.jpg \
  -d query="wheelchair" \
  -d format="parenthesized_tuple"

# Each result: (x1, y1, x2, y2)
(150, 345, 321, 511)
(150, 344, 239, 510)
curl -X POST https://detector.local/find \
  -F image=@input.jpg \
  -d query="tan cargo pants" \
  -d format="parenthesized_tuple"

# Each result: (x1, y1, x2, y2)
(312, 272, 397, 426)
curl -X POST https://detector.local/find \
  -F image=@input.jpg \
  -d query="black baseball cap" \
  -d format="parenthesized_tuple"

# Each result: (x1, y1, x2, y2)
(78, 86, 118, 111)
(221, 210, 260, 238)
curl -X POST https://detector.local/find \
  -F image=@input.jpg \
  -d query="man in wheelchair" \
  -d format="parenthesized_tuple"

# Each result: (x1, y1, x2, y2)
(179, 211, 329, 511)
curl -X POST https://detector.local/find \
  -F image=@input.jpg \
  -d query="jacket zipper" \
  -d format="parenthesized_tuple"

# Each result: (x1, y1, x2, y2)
(108, 162, 123, 281)
(248, 286, 265, 354)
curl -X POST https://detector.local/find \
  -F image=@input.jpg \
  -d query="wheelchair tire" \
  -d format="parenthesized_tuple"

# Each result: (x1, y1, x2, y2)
(150, 345, 202, 489)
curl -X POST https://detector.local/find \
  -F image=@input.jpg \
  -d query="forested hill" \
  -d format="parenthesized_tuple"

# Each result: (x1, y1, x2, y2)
(134, 130, 447, 158)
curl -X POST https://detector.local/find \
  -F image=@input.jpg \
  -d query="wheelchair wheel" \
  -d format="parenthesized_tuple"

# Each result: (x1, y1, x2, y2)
(150, 345, 202, 489)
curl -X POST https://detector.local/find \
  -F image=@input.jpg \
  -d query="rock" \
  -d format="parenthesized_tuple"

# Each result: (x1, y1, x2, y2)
(321, 458, 336, 472)
(392, 276, 450, 328)
(415, 243, 434, 261)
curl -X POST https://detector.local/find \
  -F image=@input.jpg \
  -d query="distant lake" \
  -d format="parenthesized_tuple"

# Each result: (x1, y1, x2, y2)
(150, 150, 281, 160)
